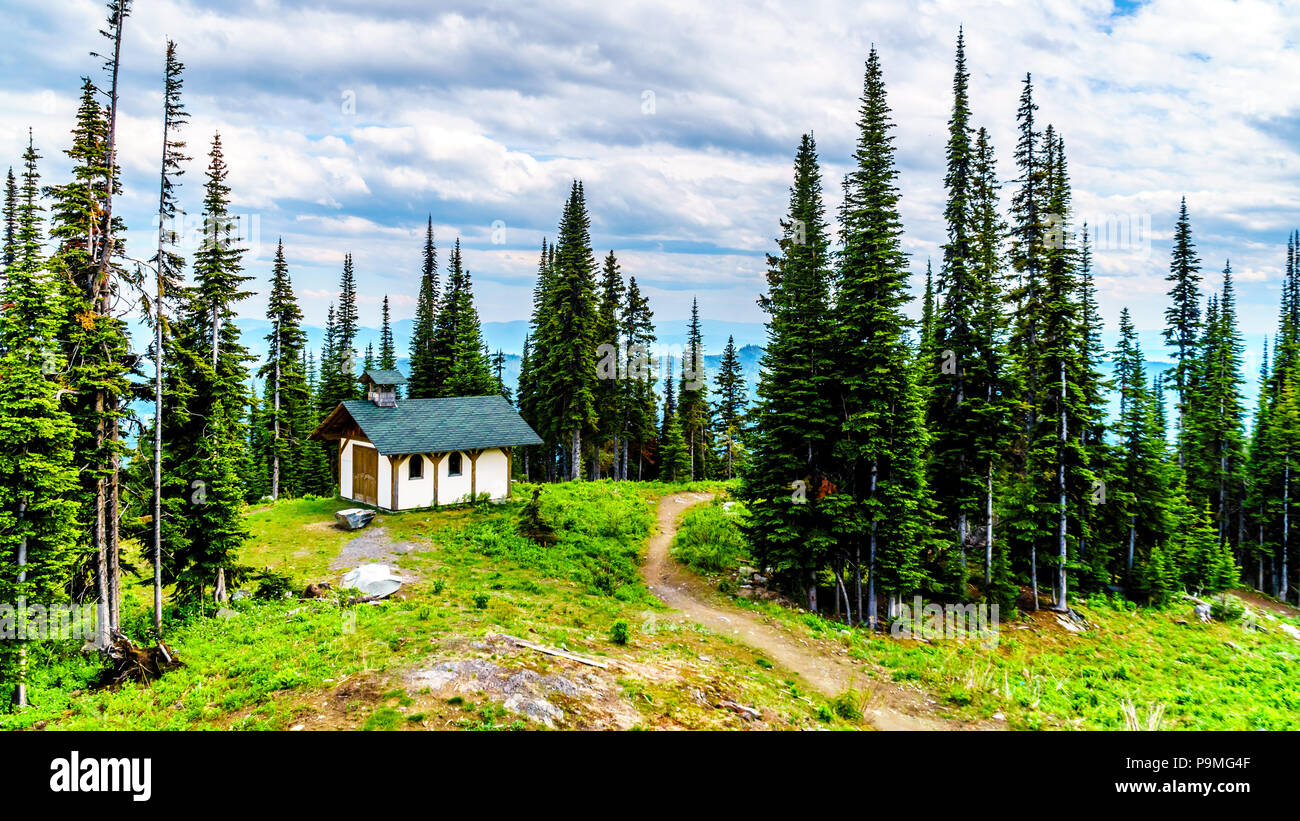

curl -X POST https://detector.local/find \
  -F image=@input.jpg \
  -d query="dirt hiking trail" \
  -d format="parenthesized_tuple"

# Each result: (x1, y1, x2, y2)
(644, 492, 994, 731)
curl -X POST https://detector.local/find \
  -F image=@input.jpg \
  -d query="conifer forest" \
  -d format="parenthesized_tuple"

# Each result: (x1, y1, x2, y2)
(2, 0, 1300, 761)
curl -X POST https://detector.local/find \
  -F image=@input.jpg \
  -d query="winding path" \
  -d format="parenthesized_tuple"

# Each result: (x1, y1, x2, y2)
(644, 492, 989, 731)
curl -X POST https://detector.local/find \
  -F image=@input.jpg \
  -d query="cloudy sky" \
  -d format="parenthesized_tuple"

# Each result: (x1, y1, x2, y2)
(2, 0, 1298, 358)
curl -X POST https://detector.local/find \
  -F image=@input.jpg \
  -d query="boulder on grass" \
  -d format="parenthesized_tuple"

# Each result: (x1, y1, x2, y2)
(335, 508, 377, 531)
(341, 564, 404, 599)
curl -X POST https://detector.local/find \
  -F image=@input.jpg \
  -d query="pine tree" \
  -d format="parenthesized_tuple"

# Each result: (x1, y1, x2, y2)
(146, 39, 190, 633)
(713, 335, 747, 479)
(659, 414, 689, 482)
(1245, 336, 1273, 589)
(1248, 233, 1300, 599)
(408, 218, 439, 398)
(919, 259, 937, 359)
(658, 357, 688, 482)
(429, 239, 495, 397)
(171, 395, 249, 610)
(189, 135, 255, 417)
(379, 295, 396, 373)
(161, 133, 254, 607)
(1112, 308, 1177, 584)
(592, 250, 625, 479)
(1002, 82, 1098, 611)
(926, 29, 993, 581)
(540, 182, 599, 480)
(1020, 130, 1093, 611)
(2, 168, 15, 272)
(678, 297, 712, 481)
(518, 239, 555, 480)
(832, 50, 932, 626)
(258, 240, 309, 500)
(47, 78, 132, 645)
(968, 125, 1016, 595)
(1185, 261, 1246, 550)
(618, 275, 657, 480)
(740, 133, 839, 612)
(491, 349, 512, 404)
(86, 8, 134, 623)
(660, 354, 677, 437)
(300, 349, 332, 495)
(0, 137, 81, 707)
(245, 384, 270, 502)
(1266, 356, 1300, 601)
(319, 303, 338, 416)
(516, 334, 537, 479)
(324, 253, 360, 403)
(1164, 197, 1202, 471)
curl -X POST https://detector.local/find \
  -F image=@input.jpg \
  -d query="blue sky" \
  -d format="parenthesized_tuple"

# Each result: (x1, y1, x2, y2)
(2, 0, 1298, 366)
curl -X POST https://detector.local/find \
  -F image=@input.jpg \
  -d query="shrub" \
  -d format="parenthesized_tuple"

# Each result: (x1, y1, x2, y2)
(472, 593, 490, 610)
(831, 689, 865, 721)
(609, 619, 631, 645)
(1210, 593, 1245, 622)
(671, 500, 749, 574)
(362, 707, 404, 731)
(251, 568, 295, 601)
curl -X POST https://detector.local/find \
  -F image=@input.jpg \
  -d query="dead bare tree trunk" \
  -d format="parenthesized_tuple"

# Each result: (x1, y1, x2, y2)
(854, 543, 863, 628)
(89, 0, 131, 652)
(153, 300, 163, 633)
(1056, 361, 1068, 612)
(985, 462, 994, 584)
(867, 459, 878, 630)
(569, 429, 581, 481)
(13, 500, 27, 709)
(1284, 459, 1291, 602)
(109, 413, 121, 630)
(271, 320, 281, 500)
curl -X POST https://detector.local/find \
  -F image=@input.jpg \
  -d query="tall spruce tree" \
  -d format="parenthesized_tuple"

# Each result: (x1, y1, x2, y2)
(1008, 129, 1094, 611)
(658, 355, 689, 482)
(428, 239, 495, 397)
(1003, 75, 1052, 609)
(927, 28, 989, 580)
(833, 49, 931, 626)
(2, 168, 15, 272)
(0, 137, 81, 707)
(593, 250, 625, 479)
(678, 297, 712, 481)
(47, 79, 132, 645)
(1112, 308, 1176, 584)
(258, 240, 308, 500)
(540, 183, 599, 480)
(1164, 197, 1202, 471)
(408, 218, 439, 398)
(518, 239, 556, 480)
(379, 295, 396, 371)
(713, 334, 747, 479)
(740, 133, 839, 611)
(162, 133, 253, 607)
(968, 125, 1016, 595)
(147, 39, 189, 633)
(619, 275, 657, 480)
(1185, 261, 1246, 550)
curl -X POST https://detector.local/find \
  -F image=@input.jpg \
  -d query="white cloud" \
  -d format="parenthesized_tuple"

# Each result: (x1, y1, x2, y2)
(1, 0, 1296, 350)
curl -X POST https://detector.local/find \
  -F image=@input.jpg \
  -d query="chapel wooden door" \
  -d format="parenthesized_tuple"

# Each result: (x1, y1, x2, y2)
(353, 446, 378, 505)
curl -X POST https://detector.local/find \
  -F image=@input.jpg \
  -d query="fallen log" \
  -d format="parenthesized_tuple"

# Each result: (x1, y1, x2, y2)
(492, 633, 610, 669)
(717, 699, 761, 720)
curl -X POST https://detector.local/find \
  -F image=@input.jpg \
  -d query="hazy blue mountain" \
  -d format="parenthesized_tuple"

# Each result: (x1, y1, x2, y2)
(119, 313, 1251, 442)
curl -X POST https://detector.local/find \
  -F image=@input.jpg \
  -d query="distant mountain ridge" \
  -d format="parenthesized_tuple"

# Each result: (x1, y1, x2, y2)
(122, 315, 1235, 428)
